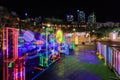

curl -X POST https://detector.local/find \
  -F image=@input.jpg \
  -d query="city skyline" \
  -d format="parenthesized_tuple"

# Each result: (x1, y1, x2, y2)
(0, 0, 120, 22)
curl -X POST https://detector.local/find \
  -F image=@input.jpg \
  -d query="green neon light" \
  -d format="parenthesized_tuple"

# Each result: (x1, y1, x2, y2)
(18, 44, 23, 47)
(45, 28, 54, 67)
(8, 62, 13, 68)
(71, 42, 75, 50)
(51, 59, 54, 63)
(50, 38, 55, 43)
(46, 33, 48, 67)
(46, 28, 54, 34)
(39, 54, 44, 66)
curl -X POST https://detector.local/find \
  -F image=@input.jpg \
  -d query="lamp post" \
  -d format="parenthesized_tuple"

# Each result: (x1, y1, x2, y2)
(73, 28, 76, 32)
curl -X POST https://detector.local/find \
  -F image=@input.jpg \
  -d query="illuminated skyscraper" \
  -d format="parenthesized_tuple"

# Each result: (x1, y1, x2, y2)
(77, 10, 85, 24)
(87, 12, 96, 30)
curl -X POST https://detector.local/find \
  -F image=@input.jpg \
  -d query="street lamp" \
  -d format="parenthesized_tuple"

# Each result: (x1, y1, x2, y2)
(25, 12, 28, 19)
(42, 26, 45, 29)
(47, 24, 50, 27)
(73, 28, 76, 32)
(92, 30, 95, 32)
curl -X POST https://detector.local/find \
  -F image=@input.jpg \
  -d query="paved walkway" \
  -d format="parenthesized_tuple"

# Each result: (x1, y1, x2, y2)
(31, 45, 118, 80)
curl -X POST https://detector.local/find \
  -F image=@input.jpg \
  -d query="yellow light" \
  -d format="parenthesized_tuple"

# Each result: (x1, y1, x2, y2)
(56, 30, 63, 43)
(75, 36, 78, 45)
(47, 24, 50, 27)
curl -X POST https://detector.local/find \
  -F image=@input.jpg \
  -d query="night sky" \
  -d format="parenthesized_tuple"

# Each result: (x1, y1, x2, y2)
(0, 0, 120, 22)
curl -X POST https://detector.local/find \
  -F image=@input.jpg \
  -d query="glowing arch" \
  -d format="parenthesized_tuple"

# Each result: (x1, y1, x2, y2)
(56, 29, 63, 43)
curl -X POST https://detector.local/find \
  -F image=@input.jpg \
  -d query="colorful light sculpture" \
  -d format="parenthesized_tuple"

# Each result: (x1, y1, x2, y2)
(2, 27, 25, 80)
(2, 27, 62, 80)
(56, 29, 63, 43)
(43, 27, 60, 67)
(23, 30, 34, 42)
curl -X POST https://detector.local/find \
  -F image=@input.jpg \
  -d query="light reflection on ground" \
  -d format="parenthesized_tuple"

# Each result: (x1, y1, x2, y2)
(77, 53, 100, 64)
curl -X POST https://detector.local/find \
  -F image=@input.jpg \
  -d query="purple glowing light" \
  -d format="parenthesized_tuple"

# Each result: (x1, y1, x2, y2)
(77, 53, 100, 64)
